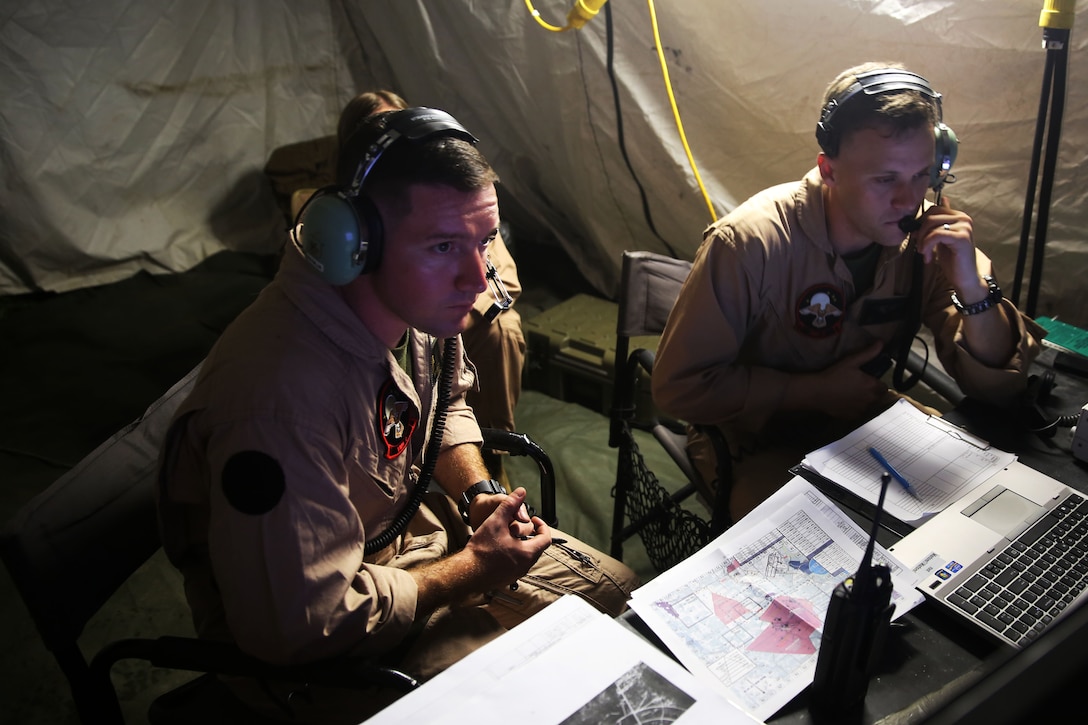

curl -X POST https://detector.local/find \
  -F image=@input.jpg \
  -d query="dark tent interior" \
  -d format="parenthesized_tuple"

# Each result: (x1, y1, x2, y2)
(3, 1, 1087, 722)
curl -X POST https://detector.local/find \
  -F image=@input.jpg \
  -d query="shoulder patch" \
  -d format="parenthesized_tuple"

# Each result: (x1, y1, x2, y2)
(378, 378, 418, 459)
(221, 450, 285, 515)
(795, 284, 845, 338)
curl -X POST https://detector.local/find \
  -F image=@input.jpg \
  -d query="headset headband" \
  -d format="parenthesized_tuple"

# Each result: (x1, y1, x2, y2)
(839, 69, 940, 103)
(817, 68, 943, 154)
(347, 108, 479, 195)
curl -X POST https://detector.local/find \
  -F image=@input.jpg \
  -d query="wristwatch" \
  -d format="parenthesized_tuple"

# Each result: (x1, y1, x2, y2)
(458, 478, 505, 524)
(951, 275, 1002, 316)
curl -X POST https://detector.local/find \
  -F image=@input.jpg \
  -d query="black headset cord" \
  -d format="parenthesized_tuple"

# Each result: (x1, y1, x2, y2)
(892, 251, 925, 392)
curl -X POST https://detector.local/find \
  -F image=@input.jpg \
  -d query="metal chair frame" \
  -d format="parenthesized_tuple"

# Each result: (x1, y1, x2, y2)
(608, 250, 732, 573)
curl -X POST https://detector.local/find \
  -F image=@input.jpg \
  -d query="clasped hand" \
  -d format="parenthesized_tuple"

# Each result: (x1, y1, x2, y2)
(464, 487, 551, 589)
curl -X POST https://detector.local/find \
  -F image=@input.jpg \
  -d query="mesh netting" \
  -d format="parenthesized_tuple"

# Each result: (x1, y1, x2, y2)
(615, 427, 712, 573)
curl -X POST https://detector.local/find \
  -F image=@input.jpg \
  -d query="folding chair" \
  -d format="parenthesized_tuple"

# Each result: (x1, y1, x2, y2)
(1, 363, 556, 723)
(608, 250, 733, 573)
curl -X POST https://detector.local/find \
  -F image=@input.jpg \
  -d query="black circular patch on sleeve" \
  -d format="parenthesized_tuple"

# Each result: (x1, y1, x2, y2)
(221, 450, 286, 515)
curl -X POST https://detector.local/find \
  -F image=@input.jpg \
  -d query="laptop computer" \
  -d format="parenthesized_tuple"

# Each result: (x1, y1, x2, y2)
(887, 460, 1088, 648)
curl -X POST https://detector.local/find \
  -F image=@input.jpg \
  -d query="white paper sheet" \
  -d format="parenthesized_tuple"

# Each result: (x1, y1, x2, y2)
(801, 398, 1017, 524)
(365, 594, 762, 725)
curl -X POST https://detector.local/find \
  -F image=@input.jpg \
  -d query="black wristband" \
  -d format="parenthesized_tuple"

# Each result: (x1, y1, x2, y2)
(458, 478, 505, 524)
(952, 275, 1002, 317)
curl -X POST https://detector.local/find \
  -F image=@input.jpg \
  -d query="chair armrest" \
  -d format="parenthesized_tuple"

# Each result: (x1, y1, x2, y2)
(91, 636, 420, 694)
(480, 428, 558, 527)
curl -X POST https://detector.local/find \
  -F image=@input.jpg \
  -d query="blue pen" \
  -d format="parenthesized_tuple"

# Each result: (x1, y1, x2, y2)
(868, 447, 922, 500)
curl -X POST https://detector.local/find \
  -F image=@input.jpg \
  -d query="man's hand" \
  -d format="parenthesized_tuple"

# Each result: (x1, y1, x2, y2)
(915, 197, 984, 297)
(462, 488, 551, 591)
(410, 488, 551, 614)
(784, 341, 889, 420)
(466, 489, 534, 535)
(915, 196, 1016, 366)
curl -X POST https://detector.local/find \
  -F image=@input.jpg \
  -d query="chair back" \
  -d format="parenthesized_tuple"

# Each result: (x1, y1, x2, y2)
(617, 250, 692, 339)
(612, 250, 692, 429)
(609, 250, 734, 573)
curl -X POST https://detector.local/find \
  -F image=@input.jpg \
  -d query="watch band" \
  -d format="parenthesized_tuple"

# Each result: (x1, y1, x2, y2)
(458, 478, 505, 524)
(952, 275, 1002, 317)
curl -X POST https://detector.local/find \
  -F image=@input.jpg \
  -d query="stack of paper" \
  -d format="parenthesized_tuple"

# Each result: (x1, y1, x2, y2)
(628, 477, 923, 721)
(366, 594, 761, 724)
(800, 398, 1016, 525)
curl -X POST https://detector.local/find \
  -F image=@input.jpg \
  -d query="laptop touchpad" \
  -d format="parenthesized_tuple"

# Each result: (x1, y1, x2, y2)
(961, 485, 1045, 540)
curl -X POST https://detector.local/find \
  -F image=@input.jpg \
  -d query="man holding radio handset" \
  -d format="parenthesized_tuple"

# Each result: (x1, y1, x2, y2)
(652, 61, 1045, 522)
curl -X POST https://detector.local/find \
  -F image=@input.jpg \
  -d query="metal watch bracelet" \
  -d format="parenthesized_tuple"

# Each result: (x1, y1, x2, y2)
(952, 275, 1002, 316)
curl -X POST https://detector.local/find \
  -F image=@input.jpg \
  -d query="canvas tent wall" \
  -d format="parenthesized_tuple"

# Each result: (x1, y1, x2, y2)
(2, 0, 1086, 325)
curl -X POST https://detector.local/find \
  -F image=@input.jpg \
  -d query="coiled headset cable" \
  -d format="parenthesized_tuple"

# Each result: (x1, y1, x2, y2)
(364, 336, 456, 555)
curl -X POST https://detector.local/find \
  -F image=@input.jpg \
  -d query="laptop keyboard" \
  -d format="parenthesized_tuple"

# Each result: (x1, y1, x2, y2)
(945, 491, 1088, 647)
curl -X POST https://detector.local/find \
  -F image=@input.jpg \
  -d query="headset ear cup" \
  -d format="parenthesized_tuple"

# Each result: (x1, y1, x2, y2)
(349, 195, 384, 274)
(295, 189, 368, 285)
(815, 101, 839, 155)
(932, 122, 959, 190)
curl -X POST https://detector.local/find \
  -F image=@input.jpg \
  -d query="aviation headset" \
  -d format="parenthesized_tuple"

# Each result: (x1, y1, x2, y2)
(290, 107, 479, 285)
(815, 68, 958, 191)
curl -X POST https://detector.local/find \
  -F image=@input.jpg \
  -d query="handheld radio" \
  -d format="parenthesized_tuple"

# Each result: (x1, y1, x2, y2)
(808, 472, 896, 714)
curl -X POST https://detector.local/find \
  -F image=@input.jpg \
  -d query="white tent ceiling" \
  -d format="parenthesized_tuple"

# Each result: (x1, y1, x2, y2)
(2, 0, 1086, 325)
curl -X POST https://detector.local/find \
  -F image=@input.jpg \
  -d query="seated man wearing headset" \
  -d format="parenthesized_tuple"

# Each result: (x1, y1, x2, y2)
(292, 89, 526, 481)
(652, 62, 1045, 522)
(157, 107, 636, 723)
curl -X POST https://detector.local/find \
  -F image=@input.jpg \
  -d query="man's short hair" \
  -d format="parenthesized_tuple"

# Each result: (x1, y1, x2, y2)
(818, 61, 941, 157)
(336, 109, 499, 219)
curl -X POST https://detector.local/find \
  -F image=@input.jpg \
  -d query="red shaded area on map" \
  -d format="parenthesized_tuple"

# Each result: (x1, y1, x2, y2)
(748, 595, 821, 654)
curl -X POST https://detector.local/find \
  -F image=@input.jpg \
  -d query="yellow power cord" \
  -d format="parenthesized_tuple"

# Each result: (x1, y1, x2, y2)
(525, 0, 717, 222)
(524, 0, 567, 32)
(646, 0, 716, 221)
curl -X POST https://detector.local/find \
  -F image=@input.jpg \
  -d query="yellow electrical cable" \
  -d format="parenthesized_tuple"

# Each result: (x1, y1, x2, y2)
(525, 0, 568, 32)
(647, 0, 716, 221)
(524, 0, 717, 221)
